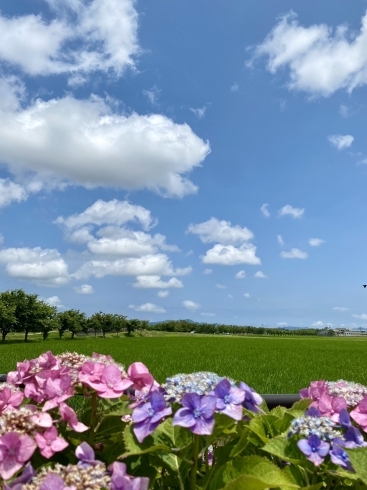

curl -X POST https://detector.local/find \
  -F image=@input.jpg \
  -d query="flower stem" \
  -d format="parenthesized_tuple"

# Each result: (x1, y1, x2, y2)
(190, 434, 200, 490)
(89, 392, 98, 445)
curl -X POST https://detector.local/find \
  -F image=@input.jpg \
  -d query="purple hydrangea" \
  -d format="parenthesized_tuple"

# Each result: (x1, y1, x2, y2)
(173, 393, 216, 435)
(297, 434, 330, 466)
(213, 379, 245, 421)
(132, 391, 172, 443)
(330, 438, 352, 470)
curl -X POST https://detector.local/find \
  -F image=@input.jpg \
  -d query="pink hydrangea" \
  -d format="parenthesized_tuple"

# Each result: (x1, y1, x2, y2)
(59, 403, 88, 433)
(80, 363, 133, 398)
(314, 393, 347, 422)
(0, 386, 24, 414)
(0, 432, 37, 480)
(127, 362, 160, 392)
(350, 396, 367, 431)
(34, 426, 68, 459)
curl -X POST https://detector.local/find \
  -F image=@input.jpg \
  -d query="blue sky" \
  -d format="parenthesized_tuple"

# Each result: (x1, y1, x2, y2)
(0, 0, 366, 328)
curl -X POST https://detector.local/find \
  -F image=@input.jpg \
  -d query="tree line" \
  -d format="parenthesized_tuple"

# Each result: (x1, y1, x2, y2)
(0, 289, 148, 342)
(0, 289, 329, 343)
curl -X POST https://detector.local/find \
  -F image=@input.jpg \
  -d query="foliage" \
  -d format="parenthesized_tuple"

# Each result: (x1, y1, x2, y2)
(1, 351, 367, 489)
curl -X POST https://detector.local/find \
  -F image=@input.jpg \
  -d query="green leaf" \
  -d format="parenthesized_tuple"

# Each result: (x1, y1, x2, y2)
(271, 406, 288, 419)
(288, 398, 311, 413)
(262, 437, 302, 464)
(209, 455, 299, 490)
(121, 424, 171, 458)
(247, 417, 269, 444)
(345, 447, 367, 484)
(95, 415, 125, 442)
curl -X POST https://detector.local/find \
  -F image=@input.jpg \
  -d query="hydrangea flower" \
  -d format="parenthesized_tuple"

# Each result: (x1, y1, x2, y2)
(75, 442, 102, 467)
(213, 379, 245, 420)
(330, 438, 352, 470)
(109, 461, 149, 490)
(162, 372, 234, 403)
(3, 462, 35, 489)
(350, 396, 367, 431)
(288, 415, 341, 441)
(132, 391, 172, 443)
(34, 426, 68, 459)
(0, 432, 37, 480)
(297, 434, 330, 466)
(59, 403, 88, 433)
(173, 393, 216, 435)
(127, 362, 160, 392)
(316, 393, 347, 421)
(0, 385, 24, 414)
(79, 363, 133, 398)
(238, 382, 263, 413)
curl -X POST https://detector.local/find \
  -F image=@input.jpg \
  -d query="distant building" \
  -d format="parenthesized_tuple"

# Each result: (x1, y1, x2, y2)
(334, 328, 367, 336)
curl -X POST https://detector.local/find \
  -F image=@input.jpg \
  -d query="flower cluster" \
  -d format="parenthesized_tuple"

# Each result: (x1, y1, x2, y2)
(4, 443, 149, 490)
(326, 380, 367, 407)
(288, 415, 342, 442)
(162, 372, 234, 403)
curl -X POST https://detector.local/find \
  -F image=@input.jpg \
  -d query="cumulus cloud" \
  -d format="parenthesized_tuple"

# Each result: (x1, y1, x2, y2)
(0, 90, 210, 198)
(333, 306, 349, 312)
(203, 268, 212, 275)
(55, 200, 155, 231)
(182, 300, 201, 311)
(133, 275, 183, 289)
(190, 106, 207, 119)
(309, 238, 325, 247)
(0, 0, 140, 78)
(44, 296, 64, 308)
(280, 248, 308, 259)
(202, 243, 261, 266)
(277, 235, 284, 246)
(73, 255, 191, 279)
(216, 284, 227, 289)
(0, 179, 28, 209)
(312, 321, 324, 327)
(251, 11, 367, 96)
(0, 247, 69, 286)
(129, 303, 166, 313)
(328, 134, 354, 150)
(254, 271, 267, 278)
(157, 290, 169, 298)
(260, 203, 270, 217)
(187, 217, 253, 244)
(243, 293, 250, 298)
(279, 204, 304, 219)
(74, 284, 94, 294)
(235, 270, 246, 279)
(352, 313, 367, 320)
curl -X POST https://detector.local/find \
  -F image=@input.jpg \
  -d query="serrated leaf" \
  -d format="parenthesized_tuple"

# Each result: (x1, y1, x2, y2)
(271, 406, 288, 419)
(209, 455, 299, 490)
(345, 447, 367, 484)
(247, 417, 268, 444)
(288, 398, 311, 413)
(262, 436, 302, 464)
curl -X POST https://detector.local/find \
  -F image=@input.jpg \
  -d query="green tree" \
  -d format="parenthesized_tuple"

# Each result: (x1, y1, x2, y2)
(58, 309, 87, 339)
(0, 292, 17, 342)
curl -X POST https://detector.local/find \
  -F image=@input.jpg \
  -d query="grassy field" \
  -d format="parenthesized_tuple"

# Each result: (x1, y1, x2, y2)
(1, 333, 367, 394)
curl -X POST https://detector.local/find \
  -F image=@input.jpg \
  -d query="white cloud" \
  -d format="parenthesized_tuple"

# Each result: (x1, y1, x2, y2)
(0, 234, 3, 245)
(333, 307, 349, 312)
(230, 82, 239, 92)
(0, 247, 69, 286)
(55, 200, 154, 231)
(309, 238, 325, 247)
(0, 179, 28, 209)
(129, 303, 166, 314)
(339, 105, 350, 117)
(328, 134, 354, 150)
(254, 271, 267, 278)
(186, 250, 194, 256)
(280, 248, 308, 259)
(190, 106, 207, 119)
(279, 204, 304, 219)
(202, 243, 261, 266)
(133, 275, 183, 289)
(352, 313, 367, 320)
(157, 290, 169, 298)
(74, 284, 94, 294)
(235, 270, 246, 279)
(203, 268, 212, 275)
(252, 11, 367, 96)
(187, 217, 253, 244)
(143, 86, 160, 105)
(73, 255, 191, 279)
(182, 300, 201, 311)
(277, 322, 288, 327)
(358, 158, 367, 165)
(0, 92, 210, 198)
(44, 296, 64, 308)
(243, 293, 250, 298)
(312, 321, 324, 327)
(216, 284, 227, 289)
(201, 312, 215, 317)
(260, 203, 270, 217)
(277, 235, 284, 246)
(0, 0, 140, 77)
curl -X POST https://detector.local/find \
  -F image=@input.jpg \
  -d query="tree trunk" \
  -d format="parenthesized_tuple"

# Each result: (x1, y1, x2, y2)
(24, 329, 29, 342)
(71, 331, 75, 339)
(1, 330, 7, 342)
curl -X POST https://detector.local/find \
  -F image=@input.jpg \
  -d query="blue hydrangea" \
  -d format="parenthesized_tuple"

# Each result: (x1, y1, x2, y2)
(288, 416, 342, 442)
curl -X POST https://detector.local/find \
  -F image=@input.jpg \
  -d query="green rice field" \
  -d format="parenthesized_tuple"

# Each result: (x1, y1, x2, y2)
(1, 333, 367, 394)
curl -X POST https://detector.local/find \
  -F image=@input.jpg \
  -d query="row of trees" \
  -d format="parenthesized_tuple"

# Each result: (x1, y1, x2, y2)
(144, 320, 324, 336)
(0, 289, 148, 342)
(0, 289, 327, 343)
